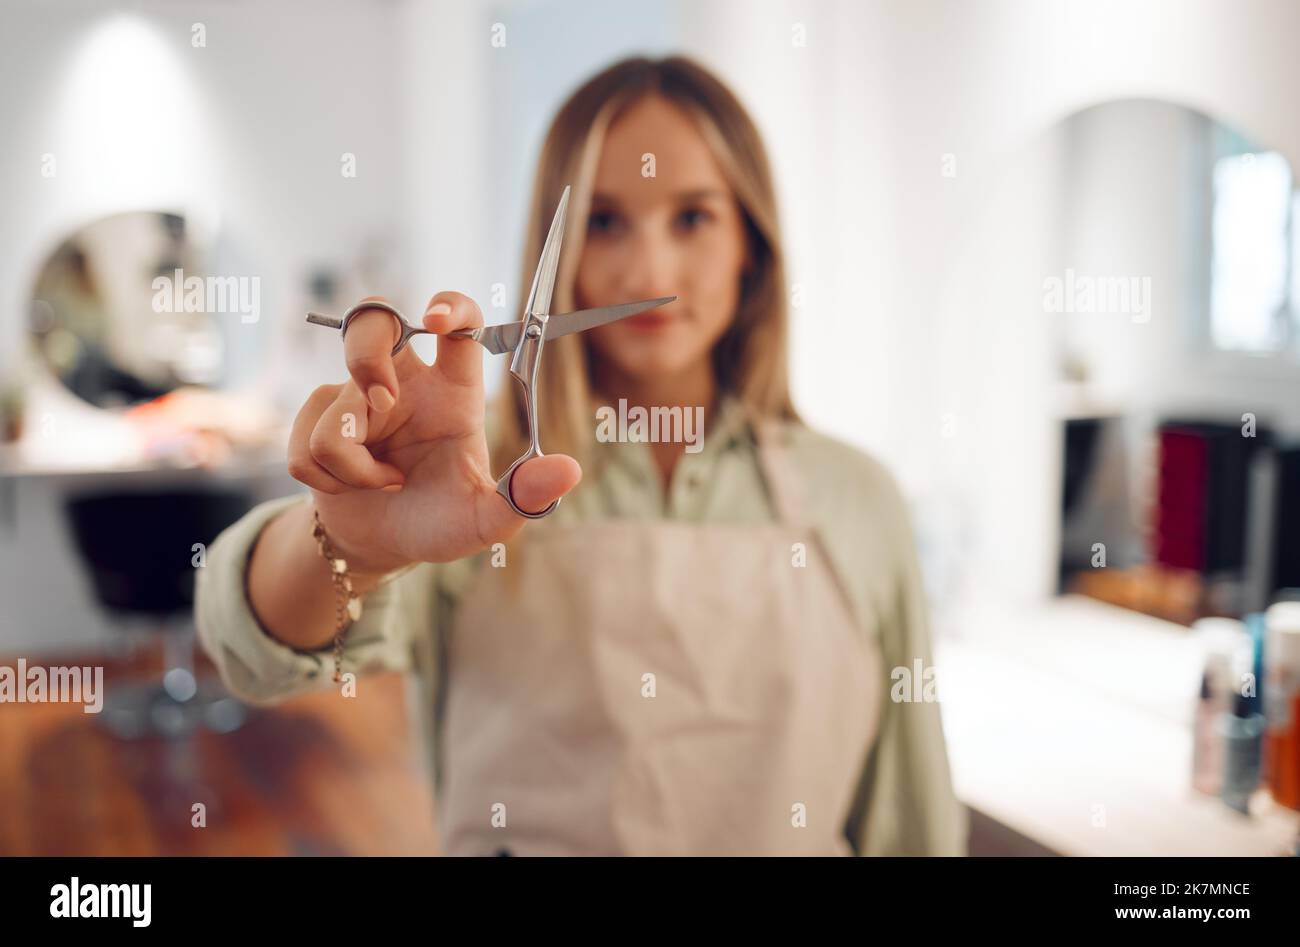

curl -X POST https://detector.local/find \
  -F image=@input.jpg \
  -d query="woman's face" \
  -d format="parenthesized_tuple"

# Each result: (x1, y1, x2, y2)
(575, 94, 748, 388)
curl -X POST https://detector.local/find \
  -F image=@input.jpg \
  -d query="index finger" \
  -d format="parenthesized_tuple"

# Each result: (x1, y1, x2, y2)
(421, 291, 485, 388)
(343, 297, 404, 411)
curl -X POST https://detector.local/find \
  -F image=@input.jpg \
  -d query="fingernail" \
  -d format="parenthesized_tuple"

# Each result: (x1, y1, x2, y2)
(381, 483, 403, 493)
(368, 384, 395, 412)
(426, 302, 452, 318)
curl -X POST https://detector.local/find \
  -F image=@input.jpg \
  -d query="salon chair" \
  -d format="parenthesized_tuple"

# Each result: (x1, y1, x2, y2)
(64, 487, 254, 739)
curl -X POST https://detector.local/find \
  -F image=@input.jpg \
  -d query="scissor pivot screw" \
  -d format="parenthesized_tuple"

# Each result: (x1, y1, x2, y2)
(526, 324, 542, 339)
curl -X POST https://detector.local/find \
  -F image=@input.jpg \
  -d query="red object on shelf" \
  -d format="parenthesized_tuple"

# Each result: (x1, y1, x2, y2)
(1154, 429, 1208, 572)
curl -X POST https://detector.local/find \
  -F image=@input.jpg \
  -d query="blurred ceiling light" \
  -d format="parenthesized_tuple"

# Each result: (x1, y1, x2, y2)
(54, 14, 212, 211)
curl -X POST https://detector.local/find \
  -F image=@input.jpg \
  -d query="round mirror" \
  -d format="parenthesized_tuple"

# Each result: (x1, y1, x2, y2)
(29, 211, 226, 408)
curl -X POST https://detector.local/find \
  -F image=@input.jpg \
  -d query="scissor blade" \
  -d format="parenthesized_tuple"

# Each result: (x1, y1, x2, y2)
(444, 323, 520, 355)
(448, 295, 677, 354)
(523, 185, 570, 319)
(545, 296, 677, 341)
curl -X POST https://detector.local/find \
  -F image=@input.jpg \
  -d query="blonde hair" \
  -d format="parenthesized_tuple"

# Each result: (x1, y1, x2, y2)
(490, 55, 797, 479)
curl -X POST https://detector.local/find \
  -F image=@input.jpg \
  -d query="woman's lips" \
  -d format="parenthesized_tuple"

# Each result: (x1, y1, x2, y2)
(624, 310, 675, 331)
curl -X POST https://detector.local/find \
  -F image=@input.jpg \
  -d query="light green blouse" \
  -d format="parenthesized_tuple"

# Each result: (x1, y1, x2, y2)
(195, 394, 968, 855)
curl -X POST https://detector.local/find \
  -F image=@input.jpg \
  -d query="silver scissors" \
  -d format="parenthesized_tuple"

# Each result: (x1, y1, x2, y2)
(305, 185, 676, 519)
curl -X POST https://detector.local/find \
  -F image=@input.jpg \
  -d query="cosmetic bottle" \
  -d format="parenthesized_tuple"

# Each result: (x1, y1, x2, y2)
(1263, 602, 1300, 810)
(1191, 618, 1249, 795)
(1218, 690, 1265, 814)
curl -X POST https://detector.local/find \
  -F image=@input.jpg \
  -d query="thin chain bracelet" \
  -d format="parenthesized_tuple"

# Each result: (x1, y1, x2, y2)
(310, 505, 420, 684)
(311, 509, 362, 684)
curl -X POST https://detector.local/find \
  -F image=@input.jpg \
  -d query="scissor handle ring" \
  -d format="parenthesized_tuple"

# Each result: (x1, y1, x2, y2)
(496, 452, 561, 520)
(339, 300, 415, 357)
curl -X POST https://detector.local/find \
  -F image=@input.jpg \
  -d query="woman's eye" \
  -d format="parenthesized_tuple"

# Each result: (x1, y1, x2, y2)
(588, 211, 621, 235)
(675, 207, 713, 232)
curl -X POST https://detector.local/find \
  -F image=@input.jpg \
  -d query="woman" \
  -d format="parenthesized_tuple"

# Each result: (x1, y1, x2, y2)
(196, 55, 966, 856)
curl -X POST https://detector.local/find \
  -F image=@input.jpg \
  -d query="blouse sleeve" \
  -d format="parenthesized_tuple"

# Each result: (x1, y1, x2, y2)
(194, 494, 426, 706)
(843, 468, 969, 856)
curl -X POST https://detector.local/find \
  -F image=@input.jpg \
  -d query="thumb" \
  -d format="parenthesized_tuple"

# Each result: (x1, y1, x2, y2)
(477, 454, 582, 537)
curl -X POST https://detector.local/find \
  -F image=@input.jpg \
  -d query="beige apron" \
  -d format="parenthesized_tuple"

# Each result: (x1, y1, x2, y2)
(438, 415, 883, 856)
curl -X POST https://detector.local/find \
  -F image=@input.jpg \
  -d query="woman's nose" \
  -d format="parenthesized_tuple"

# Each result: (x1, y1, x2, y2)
(619, 227, 679, 300)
